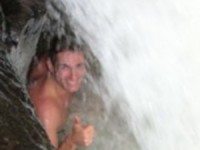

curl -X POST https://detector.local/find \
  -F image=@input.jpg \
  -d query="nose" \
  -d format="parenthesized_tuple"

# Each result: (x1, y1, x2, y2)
(69, 69, 77, 80)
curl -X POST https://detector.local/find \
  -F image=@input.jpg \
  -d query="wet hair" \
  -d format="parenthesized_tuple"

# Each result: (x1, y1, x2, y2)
(26, 50, 48, 84)
(49, 35, 83, 65)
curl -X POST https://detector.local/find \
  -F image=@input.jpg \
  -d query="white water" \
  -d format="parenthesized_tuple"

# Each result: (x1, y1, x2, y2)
(48, 0, 200, 150)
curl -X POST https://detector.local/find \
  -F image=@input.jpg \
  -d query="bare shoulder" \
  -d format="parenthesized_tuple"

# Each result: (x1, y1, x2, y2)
(36, 98, 60, 128)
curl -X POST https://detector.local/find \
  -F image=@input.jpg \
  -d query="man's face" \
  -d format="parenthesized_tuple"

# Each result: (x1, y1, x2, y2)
(54, 50, 85, 92)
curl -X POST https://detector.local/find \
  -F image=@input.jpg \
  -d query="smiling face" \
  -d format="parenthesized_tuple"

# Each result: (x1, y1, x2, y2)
(53, 50, 85, 93)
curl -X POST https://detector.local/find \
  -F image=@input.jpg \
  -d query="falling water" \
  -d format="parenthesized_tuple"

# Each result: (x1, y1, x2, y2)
(46, 0, 200, 150)
(4, 0, 200, 149)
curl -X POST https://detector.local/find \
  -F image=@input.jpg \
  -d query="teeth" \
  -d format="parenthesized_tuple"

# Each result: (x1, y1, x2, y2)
(68, 81, 77, 85)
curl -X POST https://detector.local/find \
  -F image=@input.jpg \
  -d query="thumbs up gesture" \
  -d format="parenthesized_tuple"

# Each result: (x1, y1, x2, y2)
(71, 116, 95, 146)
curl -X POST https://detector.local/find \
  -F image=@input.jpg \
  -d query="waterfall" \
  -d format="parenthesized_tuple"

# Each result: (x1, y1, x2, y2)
(47, 0, 200, 150)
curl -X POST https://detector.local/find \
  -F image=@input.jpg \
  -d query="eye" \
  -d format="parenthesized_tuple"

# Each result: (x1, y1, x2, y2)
(77, 63, 84, 68)
(59, 64, 70, 70)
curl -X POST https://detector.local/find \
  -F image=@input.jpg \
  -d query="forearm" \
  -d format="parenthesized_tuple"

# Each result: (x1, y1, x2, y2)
(58, 134, 77, 150)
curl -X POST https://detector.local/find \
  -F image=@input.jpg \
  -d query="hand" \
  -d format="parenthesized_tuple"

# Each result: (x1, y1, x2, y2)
(71, 116, 95, 146)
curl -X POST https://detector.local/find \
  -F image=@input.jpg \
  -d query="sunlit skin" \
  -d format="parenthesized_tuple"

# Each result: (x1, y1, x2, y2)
(28, 50, 95, 150)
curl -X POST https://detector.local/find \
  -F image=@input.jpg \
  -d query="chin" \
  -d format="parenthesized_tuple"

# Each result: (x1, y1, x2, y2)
(68, 86, 80, 92)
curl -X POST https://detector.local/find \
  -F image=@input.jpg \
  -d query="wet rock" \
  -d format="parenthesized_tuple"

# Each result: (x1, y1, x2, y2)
(0, 0, 53, 149)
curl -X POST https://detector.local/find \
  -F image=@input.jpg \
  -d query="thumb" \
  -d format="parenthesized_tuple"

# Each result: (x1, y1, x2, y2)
(74, 115, 81, 125)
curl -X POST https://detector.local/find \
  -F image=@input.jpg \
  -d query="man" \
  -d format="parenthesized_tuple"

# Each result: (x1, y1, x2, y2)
(28, 36, 95, 150)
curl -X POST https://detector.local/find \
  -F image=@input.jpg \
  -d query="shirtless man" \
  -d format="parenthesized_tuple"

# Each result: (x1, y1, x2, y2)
(28, 37, 94, 150)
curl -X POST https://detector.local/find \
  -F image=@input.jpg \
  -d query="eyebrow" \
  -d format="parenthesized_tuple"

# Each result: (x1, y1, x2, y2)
(57, 63, 69, 67)
(57, 62, 85, 67)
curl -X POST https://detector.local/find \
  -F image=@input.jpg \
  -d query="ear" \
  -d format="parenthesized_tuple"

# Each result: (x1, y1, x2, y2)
(47, 58, 54, 73)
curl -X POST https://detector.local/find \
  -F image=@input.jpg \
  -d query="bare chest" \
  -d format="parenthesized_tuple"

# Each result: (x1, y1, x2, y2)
(56, 101, 69, 130)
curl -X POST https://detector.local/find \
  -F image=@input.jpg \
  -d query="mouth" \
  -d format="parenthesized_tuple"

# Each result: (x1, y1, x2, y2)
(67, 80, 80, 89)
(68, 81, 78, 85)
(67, 83, 80, 92)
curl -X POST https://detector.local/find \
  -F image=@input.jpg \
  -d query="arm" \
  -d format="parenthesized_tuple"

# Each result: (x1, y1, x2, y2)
(37, 102, 94, 150)
(58, 134, 77, 150)
(42, 113, 77, 150)
(37, 102, 60, 148)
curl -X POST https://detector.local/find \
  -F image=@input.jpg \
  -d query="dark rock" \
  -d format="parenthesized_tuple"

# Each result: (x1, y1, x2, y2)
(0, 0, 53, 149)
(0, 49, 53, 150)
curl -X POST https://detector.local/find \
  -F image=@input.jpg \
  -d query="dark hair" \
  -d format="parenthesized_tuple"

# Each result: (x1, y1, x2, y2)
(49, 35, 83, 64)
